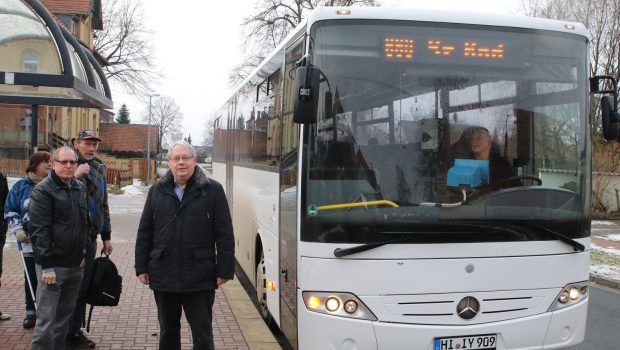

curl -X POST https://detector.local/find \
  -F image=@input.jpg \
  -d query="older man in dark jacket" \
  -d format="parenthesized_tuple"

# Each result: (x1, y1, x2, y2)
(135, 140, 234, 350)
(28, 146, 89, 350)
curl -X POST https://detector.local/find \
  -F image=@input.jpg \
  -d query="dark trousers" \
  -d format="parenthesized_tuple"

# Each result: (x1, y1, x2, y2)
(70, 238, 95, 333)
(24, 255, 37, 314)
(153, 290, 216, 350)
(32, 265, 83, 350)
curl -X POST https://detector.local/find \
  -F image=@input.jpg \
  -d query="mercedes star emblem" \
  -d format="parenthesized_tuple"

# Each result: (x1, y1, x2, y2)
(457, 296, 480, 320)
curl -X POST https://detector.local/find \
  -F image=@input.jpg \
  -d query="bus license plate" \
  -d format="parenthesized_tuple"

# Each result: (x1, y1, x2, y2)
(434, 334, 497, 350)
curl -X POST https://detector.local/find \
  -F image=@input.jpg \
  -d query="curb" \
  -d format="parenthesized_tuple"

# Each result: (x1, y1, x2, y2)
(589, 274, 620, 290)
(221, 277, 281, 350)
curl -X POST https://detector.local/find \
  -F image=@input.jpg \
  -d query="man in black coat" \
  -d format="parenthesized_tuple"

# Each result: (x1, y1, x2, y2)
(28, 146, 89, 350)
(135, 141, 234, 350)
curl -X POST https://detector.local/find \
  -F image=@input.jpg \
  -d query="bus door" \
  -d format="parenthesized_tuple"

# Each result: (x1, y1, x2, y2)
(279, 35, 305, 349)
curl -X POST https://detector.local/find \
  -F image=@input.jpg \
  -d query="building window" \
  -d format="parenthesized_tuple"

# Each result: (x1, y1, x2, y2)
(22, 51, 38, 73)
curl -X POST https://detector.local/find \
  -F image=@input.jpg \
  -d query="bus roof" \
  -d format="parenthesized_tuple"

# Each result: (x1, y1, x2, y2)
(308, 7, 589, 37)
(225, 6, 589, 108)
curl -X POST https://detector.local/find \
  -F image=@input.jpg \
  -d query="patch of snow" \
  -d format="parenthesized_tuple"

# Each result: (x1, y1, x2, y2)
(592, 220, 618, 226)
(591, 243, 620, 256)
(606, 234, 620, 242)
(111, 179, 147, 197)
(7, 176, 24, 190)
(590, 264, 620, 280)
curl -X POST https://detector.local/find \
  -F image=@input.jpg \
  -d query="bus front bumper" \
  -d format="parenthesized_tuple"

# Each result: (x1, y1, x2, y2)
(297, 295, 587, 350)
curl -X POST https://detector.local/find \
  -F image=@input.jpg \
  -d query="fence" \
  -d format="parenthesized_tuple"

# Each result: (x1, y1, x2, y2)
(105, 168, 132, 188)
(0, 158, 29, 177)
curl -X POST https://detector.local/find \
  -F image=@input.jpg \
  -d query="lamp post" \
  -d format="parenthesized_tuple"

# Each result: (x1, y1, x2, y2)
(146, 93, 159, 186)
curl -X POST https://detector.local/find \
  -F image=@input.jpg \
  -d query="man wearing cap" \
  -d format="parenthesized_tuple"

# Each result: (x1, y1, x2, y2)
(67, 129, 112, 348)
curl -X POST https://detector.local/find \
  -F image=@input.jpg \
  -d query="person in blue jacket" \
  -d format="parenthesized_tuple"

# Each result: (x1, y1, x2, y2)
(4, 151, 51, 328)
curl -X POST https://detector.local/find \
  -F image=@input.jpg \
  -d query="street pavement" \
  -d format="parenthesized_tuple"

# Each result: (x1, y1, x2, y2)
(0, 184, 278, 350)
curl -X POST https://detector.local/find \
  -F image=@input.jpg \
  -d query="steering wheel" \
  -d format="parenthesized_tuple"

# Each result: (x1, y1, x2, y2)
(488, 175, 542, 189)
(468, 175, 542, 201)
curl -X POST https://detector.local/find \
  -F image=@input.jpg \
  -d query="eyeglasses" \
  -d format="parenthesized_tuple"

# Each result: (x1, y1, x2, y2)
(55, 159, 78, 166)
(169, 155, 194, 162)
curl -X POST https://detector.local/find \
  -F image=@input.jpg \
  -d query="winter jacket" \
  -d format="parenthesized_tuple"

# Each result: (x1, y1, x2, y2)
(134, 166, 235, 293)
(4, 177, 36, 253)
(28, 170, 89, 269)
(68, 141, 111, 240)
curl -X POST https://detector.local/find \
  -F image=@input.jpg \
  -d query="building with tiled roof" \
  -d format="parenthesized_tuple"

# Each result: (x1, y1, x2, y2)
(40, 0, 93, 14)
(98, 123, 158, 156)
(40, 0, 103, 41)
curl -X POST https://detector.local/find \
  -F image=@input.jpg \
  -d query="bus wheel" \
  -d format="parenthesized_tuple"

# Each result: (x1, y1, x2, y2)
(256, 253, 272, 323)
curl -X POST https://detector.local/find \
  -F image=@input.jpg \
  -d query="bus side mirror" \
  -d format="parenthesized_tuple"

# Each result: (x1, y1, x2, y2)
(601, 95, 620, 140)
(590, 75, 620, 141)
(293, 65, 319, 124)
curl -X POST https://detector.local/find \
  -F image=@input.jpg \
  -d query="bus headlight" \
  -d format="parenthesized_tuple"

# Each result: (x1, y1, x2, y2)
(325, 297, 341, 312)
(344, 300, 358, 314)
(302, 292, 377, 321)
(548, 281, 588, 311)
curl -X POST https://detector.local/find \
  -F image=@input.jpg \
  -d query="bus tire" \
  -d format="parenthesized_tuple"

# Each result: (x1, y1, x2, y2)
(256, 252, 272, 324)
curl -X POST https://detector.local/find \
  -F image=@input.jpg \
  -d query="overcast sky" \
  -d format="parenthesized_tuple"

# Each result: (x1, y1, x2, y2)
(109, 0, 522, 145)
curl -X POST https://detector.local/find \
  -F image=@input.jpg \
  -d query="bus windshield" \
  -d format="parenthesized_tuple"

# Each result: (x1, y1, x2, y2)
(301, 20, 590, 244)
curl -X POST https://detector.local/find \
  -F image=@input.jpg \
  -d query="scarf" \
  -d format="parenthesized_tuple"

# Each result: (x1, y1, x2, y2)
(27, 172, 46, 184)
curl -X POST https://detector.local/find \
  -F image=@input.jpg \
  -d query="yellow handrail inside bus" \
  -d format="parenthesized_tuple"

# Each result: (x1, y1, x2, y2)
(317, 200, 399, 211)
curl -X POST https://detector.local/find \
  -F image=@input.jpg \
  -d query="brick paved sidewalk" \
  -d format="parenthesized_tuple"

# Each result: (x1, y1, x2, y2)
(0, 187, 249, 350)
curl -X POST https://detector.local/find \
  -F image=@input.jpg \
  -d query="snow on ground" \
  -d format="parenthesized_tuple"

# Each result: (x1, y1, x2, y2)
(592, 243, 620, 256)
(590, 264, 620, 281)
(592, 220, 618, 226)
(605, 234, 620, 242)
(116, 178, 147, 197)
(7, 176, 23, 190)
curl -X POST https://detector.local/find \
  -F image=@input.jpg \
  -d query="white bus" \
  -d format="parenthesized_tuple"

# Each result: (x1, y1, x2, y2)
(212, 7, 594, 349)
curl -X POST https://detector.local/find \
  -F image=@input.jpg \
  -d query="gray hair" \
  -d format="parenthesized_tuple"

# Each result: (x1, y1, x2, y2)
(168, 140, 196, 159)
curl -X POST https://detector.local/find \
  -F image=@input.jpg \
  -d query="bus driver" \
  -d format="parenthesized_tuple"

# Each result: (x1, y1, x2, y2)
(468, 127, 516, 188)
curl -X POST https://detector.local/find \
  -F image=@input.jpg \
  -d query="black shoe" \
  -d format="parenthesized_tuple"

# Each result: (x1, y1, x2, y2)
(23, 315, 36, 329)
(68, 330, 96, 349)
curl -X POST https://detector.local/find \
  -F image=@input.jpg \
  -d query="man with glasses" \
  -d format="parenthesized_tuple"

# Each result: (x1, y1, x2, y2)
(135, 141, 235, 350)
(67, 129, 112, 349)
(28, 146, 89, 350)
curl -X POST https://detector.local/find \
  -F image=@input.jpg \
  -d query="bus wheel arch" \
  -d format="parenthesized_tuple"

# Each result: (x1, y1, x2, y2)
(255, 236, 273, 324)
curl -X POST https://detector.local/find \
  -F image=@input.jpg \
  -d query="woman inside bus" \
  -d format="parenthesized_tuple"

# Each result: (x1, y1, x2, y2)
(467, 127, 517, 189)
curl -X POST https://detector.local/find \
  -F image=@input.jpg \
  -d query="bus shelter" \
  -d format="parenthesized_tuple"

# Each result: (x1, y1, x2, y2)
(0, 0, 112, 170)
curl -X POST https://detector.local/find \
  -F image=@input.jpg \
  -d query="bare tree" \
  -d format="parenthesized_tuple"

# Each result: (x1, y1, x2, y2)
(592, 137, 620, 212)
(521, 0, 620, 132)
(95, 0, 160, 96)
(142, 96, 183, 156)
(203, 114, 218, 146)
(521, 0, 620, 212)
(230, 0, 380, 87)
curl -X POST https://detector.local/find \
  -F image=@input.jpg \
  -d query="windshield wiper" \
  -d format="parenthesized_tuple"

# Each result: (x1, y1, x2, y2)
(529, 225, 585, 252)
(334, 235, 421, 258)
(333, 223, 521, 258)
(333, 222, 585, 258)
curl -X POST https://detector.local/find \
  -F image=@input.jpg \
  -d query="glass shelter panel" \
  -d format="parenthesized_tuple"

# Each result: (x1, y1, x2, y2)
(0, 0, 62, 74)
